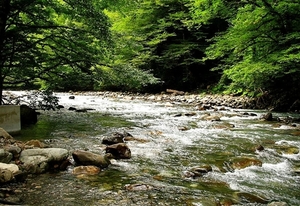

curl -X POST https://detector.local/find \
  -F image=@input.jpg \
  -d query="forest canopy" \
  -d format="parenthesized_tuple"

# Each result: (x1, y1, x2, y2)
(1, 0, 300, 111)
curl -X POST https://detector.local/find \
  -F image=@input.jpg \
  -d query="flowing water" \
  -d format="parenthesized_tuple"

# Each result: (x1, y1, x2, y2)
(9, 92, 300, 205)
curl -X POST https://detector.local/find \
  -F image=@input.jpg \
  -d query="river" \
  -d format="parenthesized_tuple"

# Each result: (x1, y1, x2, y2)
(10, 92, 300, 205)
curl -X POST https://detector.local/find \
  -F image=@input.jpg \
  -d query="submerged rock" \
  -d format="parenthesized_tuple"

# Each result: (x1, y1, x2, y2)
(72, 150, 111, 168)
(124, 183, 153, 191)
(234, 192, 269, 204)
(184, 165, 213, 178)
(72, 165, 101, 175)
(230, 157, 262, 170)
(274, 144, 299, 155)
(268, 201, 288, 206)
(200, 114, 221, 121)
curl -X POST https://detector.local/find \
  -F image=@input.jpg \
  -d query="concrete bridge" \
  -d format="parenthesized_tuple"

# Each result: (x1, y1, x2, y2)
(0, 105, 21, 134)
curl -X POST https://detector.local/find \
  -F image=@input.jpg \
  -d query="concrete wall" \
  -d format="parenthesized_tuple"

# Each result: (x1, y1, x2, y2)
(0, 105, 21, 134)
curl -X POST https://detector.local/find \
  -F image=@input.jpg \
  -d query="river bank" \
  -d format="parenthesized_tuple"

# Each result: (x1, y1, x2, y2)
(68, 90, 257, 110)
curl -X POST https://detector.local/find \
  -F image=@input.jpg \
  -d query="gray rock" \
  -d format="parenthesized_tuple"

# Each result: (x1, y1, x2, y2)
(72, 150, 110, 168)
(0, 149, 13, 163)
(102, 132, 128, 145)
(19, 148, 69, 173)
(5, 145, 22, 157)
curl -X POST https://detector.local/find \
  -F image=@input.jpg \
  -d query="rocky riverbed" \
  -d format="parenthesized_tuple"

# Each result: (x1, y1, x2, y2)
(1, 90, 300, 205)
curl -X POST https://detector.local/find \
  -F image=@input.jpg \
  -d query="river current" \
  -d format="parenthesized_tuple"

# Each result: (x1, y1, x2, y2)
(9, 92, 300, 205)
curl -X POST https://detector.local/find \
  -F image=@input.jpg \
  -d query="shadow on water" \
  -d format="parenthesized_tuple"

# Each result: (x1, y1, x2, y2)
(15, 111, 135, 141)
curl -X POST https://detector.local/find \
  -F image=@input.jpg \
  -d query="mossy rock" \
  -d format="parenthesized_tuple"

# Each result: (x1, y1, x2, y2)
(274, 145, 299, 155)
(231, 157, 262, 170)
(233, 192, 269, 204)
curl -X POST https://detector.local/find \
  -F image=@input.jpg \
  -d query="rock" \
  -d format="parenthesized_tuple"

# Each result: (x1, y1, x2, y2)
(72, 150, 111, 169)
(268, 201, 289, 206)
(72, 166, 101, 175)
(184, 112, 196, 116)
(191, 165, 212, 174)
(213, 123, 235, 129)
(76, 109, 87, 113)
(4, 145, 22, 158)
(69, 96, 75, 99)
(200, 114, 221, 121)
(105, 143, 131, 159)
(68, 107, 77, 111)
(20, 105, 38, 125)
(0, 169, 14, 183)
(234, 192, 269, 204)
(102, 132, 126, 145)
(24, 140, 46, 148)
(0, 163, 19, 174)
(294, 168, 300, 175)
(0, 149, 13, 163)
(19, 148, 69, 173)
(165, 102, 173, 107)
(261, 112, 273, 121)
(0, 128, 13, 140)
(274, 144, 299, 155)
(184, 165, 213, 178)
(231, 157, 262, 170)
(124, 183, 153, 191)
(255, 145, 264, 151)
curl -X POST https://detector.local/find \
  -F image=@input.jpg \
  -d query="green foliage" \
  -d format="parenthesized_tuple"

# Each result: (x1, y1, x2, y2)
(0, 0, 112, 102)
(95, 64, 160, 91)
(3, 90, 59, 110)
(106, 0, 224, 91)
(202, 0, 300, 103)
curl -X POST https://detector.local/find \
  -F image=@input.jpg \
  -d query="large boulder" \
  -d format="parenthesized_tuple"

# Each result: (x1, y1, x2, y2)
(72, 150, 111, 169)
(19, 148, 69, 173)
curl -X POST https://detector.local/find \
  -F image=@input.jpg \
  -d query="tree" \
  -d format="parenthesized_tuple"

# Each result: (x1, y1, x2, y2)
(106, 0, 227, 92)
(0, 0, 111, 104)
(195, 0, 300, 110)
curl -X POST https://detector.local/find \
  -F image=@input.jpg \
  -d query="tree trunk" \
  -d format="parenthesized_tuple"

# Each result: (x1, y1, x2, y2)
(0, 0, 11, 105)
